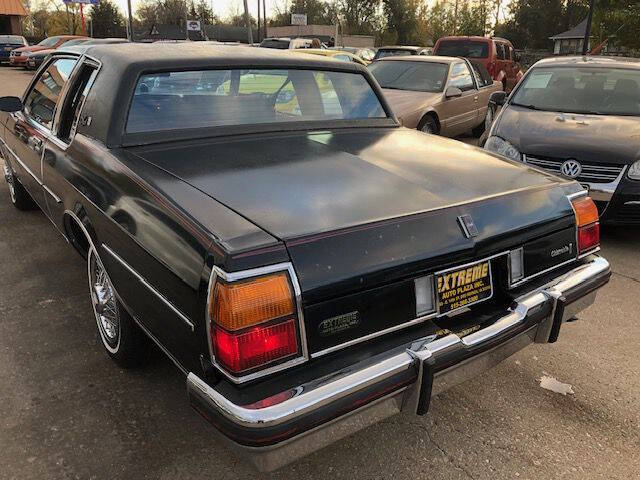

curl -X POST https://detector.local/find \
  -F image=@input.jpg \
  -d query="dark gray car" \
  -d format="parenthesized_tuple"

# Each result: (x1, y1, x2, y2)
(485, 56, 640, 225)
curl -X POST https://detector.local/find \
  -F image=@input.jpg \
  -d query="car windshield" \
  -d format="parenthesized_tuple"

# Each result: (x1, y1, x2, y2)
(368, 60, 449, 92)
(374, 49, 415, 60)
(511, 66, 640, 116)
(0, 35, 24, 44)
(260, 39, 290, 49)
(127, 68, 387, 133)
(436, 41, 489, 58)
(38, 37, 59, 47)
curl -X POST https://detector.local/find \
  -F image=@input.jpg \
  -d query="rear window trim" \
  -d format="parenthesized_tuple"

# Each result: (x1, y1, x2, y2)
(121, 65, 395, 145)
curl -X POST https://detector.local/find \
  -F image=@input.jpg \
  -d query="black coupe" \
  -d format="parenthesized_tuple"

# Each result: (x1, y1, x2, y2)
(0, 44, 610, 471)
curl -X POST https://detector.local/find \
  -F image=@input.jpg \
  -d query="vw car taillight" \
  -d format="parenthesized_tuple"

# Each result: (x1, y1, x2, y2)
(572, 196, 600, 254)
(208, 267, 304, 380)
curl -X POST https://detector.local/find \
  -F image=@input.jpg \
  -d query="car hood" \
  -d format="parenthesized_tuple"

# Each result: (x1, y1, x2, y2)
(132, 127, 563, 241)
(13, 45, 48, 54)
(381, 89, 442, 122)
(496, 105, 640, 165)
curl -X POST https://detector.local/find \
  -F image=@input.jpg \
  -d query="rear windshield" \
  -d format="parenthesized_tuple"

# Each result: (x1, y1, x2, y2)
(0, 35, 24, 44)
(260, 39, 290, 49)
(127, 68, 387, 133)
(436, 41, 489, 58)
(511, 66, 640, 116)
(374, 49, 416, 60)
(369, 60, 448, 92)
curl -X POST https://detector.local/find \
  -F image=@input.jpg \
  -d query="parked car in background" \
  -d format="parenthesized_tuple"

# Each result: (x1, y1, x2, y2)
(372, 45, 431, 60)
(0, 35, 27, 64)
(0, 43, 610, 471)
(332, 46, 375, 63)
(294, 48, 368, 66)
(10, 35, 85, 67)
(486, 56, 640, 224)
(433, 36, 523, 92)
(259, 37, 313, 49)
(369, 56, 502, 136)
(27, 37, 129, 70)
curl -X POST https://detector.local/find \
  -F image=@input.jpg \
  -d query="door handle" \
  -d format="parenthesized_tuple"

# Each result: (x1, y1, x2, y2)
(474, 95, 479, 102)
(32, 137, 43, 153)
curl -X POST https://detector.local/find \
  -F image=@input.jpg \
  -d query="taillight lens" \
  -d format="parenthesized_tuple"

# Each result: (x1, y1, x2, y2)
(209, 269, 301, 376)
(213, 319, 298, 373)
(572, 196, 600, 254)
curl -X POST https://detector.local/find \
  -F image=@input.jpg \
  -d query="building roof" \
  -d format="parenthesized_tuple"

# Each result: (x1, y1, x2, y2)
(0, 0, 27, 16)
(550, 19, 588, 40)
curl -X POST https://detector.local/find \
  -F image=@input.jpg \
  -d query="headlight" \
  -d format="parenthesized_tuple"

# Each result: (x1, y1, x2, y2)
(485, 136, 522, 161)
(628, 160, 640, 180)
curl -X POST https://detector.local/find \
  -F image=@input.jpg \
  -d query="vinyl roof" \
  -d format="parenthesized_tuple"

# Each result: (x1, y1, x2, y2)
(534, 55, 640, 69)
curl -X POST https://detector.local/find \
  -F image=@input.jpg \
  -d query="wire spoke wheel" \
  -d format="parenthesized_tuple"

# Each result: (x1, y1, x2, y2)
(89, 248, 120, 352)
(3, 163, 16, 203)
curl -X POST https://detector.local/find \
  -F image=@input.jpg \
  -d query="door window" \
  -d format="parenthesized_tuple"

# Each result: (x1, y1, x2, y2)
(496, 43, 506, 60)
(449, 62, 474, 91)
(57, 62, 99, 142)
(23, 57, 77, 130)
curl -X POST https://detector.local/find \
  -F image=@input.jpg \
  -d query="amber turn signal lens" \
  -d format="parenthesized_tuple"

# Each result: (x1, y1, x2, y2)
(572, 196, 599, 227)
(211, 272, 295, 331)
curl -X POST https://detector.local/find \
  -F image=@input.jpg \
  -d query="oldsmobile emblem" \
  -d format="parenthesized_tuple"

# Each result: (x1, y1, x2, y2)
(457, 214, 479, 239)
(560, 159, 582, 179)
(318, 311, 360, 337)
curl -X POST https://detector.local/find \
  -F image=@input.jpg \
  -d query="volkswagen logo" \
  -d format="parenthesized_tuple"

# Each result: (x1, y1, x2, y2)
(560, 159, 582, 179)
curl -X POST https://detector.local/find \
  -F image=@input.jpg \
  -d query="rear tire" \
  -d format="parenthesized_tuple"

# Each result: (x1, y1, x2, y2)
(88, 247, 149, 368)
(418, 114, 439, 135)
(3, 161, 37, 210)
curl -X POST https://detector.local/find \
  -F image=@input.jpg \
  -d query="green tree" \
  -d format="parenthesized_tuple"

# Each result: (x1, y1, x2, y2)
(383, 0, 418, 44)
(339, 0, 379, 34)
(89, 0, 125, 38)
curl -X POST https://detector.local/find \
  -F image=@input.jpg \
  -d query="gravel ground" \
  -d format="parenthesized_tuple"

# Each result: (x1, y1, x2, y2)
(1, 66, 638, 480)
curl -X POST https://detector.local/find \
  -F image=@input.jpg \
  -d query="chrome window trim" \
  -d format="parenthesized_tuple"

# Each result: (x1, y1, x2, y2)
(207, 262, 309, 384)
(101, 243, 195, 331)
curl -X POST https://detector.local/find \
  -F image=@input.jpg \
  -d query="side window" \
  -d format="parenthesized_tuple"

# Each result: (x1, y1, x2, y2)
(449, 62, 474, 91)
(23, 57, 77, 130)
(507, 46, 513, 61)
(58, 62, 99, 142)
(496, 43, 506, 60)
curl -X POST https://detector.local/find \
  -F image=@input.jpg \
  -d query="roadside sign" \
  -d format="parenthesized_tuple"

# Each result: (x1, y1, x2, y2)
(291, 14, 307, 26)
(186, 20, 201, 31)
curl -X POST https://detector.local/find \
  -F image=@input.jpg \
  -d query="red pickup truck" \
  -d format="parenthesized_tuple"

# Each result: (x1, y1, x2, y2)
(433, 36, 523, 92)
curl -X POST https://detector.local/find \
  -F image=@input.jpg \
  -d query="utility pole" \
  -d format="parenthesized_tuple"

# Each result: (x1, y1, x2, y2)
(243, 0, 253, 44)
(257, 0, 261, 42)
(263, 0, 267, 40)
(126, 0, 134, 41)
(582, 0, 596, 55)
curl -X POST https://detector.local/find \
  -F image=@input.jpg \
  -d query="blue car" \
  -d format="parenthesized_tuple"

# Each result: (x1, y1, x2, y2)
(0, 35, 27, 63)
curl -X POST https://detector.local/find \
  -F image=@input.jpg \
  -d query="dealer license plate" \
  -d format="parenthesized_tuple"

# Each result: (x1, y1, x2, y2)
(4, 47, 12, 51)
(436, 260, 493, 315)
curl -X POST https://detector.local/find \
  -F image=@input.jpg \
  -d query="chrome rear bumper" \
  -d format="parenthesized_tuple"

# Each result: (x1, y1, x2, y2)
(187, 256, 610, 471)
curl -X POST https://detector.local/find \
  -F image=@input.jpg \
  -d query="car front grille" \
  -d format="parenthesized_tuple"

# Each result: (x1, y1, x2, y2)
(524, 155, 625, 184)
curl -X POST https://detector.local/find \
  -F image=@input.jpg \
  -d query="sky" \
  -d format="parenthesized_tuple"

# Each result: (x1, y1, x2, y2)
(112, 0, 280, 20)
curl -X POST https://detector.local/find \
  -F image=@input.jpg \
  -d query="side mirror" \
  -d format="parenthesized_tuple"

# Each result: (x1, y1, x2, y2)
(489, 91, 507, 106)
(445, 86, 463, 98)
(0, 96, 22, 112)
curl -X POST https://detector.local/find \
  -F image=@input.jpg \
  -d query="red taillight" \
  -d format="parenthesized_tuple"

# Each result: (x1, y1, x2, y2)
(213, 319, 298, 374)
(572, 196, 600, 254)
(578, 222, 600, 253)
